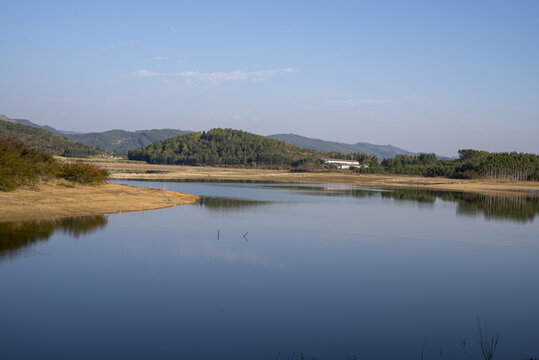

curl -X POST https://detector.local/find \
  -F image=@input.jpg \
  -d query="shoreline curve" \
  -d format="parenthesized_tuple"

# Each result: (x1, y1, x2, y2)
(0, 183, 200, 222)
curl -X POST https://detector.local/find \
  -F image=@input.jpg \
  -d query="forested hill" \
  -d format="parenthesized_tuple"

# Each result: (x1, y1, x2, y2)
(0, 114, 80, 136)
(0, 114, 190, 154)
(0, 119, 104, 157)
(128, 128, 322, 168)
(65, 129, 190, 153)
(268, 133, 417, 160)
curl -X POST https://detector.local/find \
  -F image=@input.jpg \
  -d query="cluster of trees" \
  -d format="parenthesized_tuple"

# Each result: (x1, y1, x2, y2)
(375, 150, 539, 180)
(0, 120, 104, 157)
(0, 137, 108, 191)
(378, 153, 450, 176)
(128, 128, 325, 169)
(476, 151, 538, 181)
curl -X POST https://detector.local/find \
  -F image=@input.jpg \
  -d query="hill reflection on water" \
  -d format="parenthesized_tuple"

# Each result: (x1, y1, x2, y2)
(0, 215, 108, 259)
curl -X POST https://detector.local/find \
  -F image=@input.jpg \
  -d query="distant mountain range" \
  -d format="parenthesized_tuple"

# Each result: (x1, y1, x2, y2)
(1, 114, 443, 159)
(65, 129, 190, 153)
(0, 114, 80, 136)
(268, 133, 418, 160)
(1, 115, 190, 153)
(0, 115, 104, 157)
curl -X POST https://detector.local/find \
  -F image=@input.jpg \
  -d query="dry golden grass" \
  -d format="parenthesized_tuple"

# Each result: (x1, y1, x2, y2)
(0, 182, 199, 222)
(95, 161, 539, 197)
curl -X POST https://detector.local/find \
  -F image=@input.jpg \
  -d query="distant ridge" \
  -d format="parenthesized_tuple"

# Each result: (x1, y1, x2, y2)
(0, 114, 82, 136)
(0, 115, 104, 157)
(267, 133, 417, 160)
(65, 129, 191, 153)
(1, 114, 449, 159)
(0, 114, 191, 154)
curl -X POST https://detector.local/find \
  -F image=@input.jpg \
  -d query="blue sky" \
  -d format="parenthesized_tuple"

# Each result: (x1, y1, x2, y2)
(1, 1, 538, 156)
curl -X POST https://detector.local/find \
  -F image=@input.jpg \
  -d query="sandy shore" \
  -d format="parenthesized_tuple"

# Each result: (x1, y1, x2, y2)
(93, 161, 539, 197)
(0, 183, 199, 222)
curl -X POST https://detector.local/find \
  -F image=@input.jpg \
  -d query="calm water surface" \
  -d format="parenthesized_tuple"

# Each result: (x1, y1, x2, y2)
(1, 181, 538, 359)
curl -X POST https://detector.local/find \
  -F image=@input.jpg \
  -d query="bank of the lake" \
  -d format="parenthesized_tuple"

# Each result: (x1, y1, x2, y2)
(93, 161, 539, 197)
(0, 183, 199, 222)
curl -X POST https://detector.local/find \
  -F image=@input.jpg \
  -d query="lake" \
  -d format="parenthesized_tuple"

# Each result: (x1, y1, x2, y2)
(1, 181, 538, 359)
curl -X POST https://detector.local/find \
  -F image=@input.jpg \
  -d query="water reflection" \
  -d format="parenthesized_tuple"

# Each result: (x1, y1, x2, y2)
(380, 189, 539, 222)
(262, 184, 384, 202)
(1, 182, 538, 359)
(454, 192, 539, 222)
(197, 196, 275, 212)
(0, 215, 108, 259)
(267, 185, 539, 222)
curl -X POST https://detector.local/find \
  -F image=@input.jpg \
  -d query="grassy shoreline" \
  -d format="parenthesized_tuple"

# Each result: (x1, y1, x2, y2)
(92, 161, 539, 197)
(7, 159, 534, 222)
(0, 182, 199, 222)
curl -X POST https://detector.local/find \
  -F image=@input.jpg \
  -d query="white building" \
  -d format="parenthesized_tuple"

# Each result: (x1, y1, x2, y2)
(322, 159, 369, 169)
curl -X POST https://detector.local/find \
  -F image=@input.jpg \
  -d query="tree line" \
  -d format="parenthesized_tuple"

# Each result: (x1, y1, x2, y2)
(127, 128, 538, 181)
(367, 150, 538, 180)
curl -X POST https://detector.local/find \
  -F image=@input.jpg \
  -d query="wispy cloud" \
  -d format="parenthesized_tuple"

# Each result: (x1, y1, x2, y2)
(128, 68, 295, 85)
(108, 39, 139, 49)
(129, 70, 159, 78)
(323, 99, 396, 105)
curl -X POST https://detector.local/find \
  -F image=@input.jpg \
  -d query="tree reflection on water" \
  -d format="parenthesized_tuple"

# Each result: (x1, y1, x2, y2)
(196, 196, 275, 212)
(268, 184, 539, 223)
(0, 215, 108, 259)
(382, 189, 538, 223)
